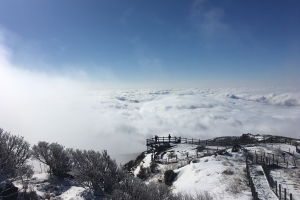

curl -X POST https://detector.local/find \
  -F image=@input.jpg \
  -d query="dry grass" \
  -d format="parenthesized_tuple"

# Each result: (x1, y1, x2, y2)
(222, 168, 234, 175)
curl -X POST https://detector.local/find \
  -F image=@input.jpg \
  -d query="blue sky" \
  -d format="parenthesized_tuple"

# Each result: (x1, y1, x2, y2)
(1, 0, 300, 87)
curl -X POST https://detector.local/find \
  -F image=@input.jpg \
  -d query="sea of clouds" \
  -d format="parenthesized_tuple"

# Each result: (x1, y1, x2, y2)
(1, 33, 300, 158)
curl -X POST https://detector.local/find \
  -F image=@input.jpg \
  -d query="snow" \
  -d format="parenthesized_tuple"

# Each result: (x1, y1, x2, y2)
(8, 141, 299, 199)
(132, 141, 300, 200)
(172, 155, 251, 199)
(133, 143, 252, 199)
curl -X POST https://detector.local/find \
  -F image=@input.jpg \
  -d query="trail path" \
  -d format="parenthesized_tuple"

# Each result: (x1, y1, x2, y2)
(248, 164, 278, 200)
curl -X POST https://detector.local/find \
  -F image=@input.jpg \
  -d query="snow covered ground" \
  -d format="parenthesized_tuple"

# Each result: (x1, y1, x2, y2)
(132, 142, 300, 200)
(13, 173, 97, 200)
(133, 143, 252, 199)
(8, 140, 299, 199)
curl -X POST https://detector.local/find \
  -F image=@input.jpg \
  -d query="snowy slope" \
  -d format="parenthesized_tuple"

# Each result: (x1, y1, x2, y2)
(10, 140, 300, 199)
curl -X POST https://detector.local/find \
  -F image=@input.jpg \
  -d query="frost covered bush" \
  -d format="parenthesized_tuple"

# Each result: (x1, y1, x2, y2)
(111, 174, 172, 200)
(173, 191, 213, 200)
(150, 162, 159, 173)
(0, 128, 33, 180)
(18, 186, 40, 200)
(31, 142, 72, 178)
(164, 170, 177, 186)
(123, 160, 135, 171)
(69, 149, 124, 195)
(123, 152, 145, 172)
(137, 165, 150, 179)
(135, 152, 146, 163)
(196, 145, 205, 152)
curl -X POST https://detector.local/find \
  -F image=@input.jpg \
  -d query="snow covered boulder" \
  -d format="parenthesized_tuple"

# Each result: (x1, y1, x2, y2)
(0, 175, 18, 200)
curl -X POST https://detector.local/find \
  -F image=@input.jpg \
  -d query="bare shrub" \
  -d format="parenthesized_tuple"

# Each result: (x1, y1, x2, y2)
(196, 145, 205, 152)
(123, 160, 135, 171)
(0, 128, 32, 180)
(32, 142, 72, 178)
(18, 187, 40, 200)
(164, 170, 177, 186)
(135, 152, 146, 162)
(111, 174, 172, 200)
(222, 168, 234, 175)
(69, 149, 124, 194)
(173, 190, 213, 200)
(137, 165, 150, 179)
(150, 163, 159, 173)
(123, 152, 145, 172)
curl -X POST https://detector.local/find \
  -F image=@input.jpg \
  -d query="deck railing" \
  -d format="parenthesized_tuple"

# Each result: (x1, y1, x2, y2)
(146, 135, 298, 151)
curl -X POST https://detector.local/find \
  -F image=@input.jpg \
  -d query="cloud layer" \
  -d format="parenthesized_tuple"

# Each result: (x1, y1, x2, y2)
(1, 33, 300, 157)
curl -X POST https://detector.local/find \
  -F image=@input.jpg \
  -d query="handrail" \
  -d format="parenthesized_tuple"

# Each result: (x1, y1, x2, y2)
(146, 135, 298, 149)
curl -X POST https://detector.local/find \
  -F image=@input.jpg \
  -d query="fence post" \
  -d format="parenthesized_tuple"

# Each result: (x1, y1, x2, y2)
(273, 154, 274, 164)
(284, 188, 286, 200)
(250, 178, 253, 197)
(275, 181, 277, 195)
(249, 169, 251, 185)
(192, 138, 193, 145)
(290, 193, 292, 200)
(279, 184, 281, 200)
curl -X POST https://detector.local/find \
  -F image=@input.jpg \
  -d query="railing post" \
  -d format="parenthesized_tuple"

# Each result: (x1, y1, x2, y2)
(290, 193, 292, 200)
(284, 188, 286, 200)
(275, 181, 277, 195)
(279, 184, 281, 200)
